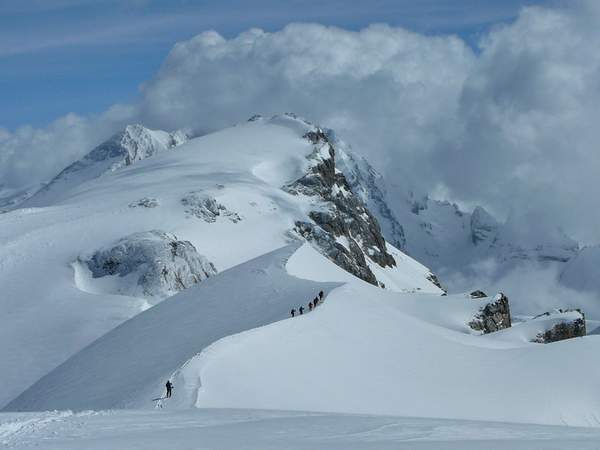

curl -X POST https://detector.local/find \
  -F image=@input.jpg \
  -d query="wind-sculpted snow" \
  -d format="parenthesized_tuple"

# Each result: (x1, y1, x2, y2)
(83, 230, 217, 301)
(5, 245, 340, 411)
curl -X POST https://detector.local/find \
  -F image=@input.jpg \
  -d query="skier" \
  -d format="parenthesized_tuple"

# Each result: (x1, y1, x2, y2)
(319, 290, 324, 300)
(313, 297, 319, 307)
(308, 302, 313, 311)
(299, 306, 304, 315)
(291, 308, 296, 317)
(165, 380, 173, 398)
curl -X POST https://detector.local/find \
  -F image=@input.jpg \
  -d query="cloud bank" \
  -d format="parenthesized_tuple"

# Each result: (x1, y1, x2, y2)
(1, 1, 599, 243)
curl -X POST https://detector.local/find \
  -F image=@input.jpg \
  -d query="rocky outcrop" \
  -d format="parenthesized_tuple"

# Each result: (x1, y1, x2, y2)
(285, 125, 396, 286)
(85, 230, 216, 300)
(294, 221, 378, 285)
(181, 191, 241, 223)
(469, 290, 487, 299)
(129, 197, 160, 208)
(532, 309, 586, 343)
(468, 293, 512, 334)
(333, 142, 407, 251)
(426, 273, 446, 293)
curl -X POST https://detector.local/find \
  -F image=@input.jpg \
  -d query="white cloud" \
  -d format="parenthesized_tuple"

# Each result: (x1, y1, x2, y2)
(436, 1, 600, 243)
(0, 105, 134, 193)
(136, 5, 600, 242)
(2, 1, 599, 244)
(139, 23, 474, 196)
(441, 258, 600, 319)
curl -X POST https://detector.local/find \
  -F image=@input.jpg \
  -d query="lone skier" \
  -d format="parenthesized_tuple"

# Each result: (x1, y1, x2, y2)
(291, 308, 296, 317)
(165, 380, 173, 398)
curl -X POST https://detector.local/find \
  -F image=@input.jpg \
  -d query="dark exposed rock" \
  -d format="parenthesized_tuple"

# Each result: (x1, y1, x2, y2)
(469, 290, 487, 299)
(295, 221, 377, 285)
(426, 273, 446, 293)
(331, 139, 407, 251)
(129, 197, 159, 208)
(468, 293, 512, 334)
(181, 191, 241, 223)
(285, 127, 396, 286)
(532, 309, 586, 343)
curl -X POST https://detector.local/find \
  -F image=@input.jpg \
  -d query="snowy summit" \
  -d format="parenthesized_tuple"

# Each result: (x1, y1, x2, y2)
(1, 113, 599, 449)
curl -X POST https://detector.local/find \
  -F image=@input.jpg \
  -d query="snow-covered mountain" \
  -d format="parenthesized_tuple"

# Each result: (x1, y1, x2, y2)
(333, 141, 586, 292)
(0, 114, 441, 410)
(18, 124, 189, 208)
(1, 113, 599, 431)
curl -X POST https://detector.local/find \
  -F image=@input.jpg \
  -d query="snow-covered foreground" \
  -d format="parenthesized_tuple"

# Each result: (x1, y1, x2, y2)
(8, 242, 600, 427)
(5, 245, 340, 411)
(3, 408, 600, 450)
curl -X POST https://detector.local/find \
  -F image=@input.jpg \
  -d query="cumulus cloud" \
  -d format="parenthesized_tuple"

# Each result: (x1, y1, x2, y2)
(139, 23, 474, 188)
(2, 1, 599, 244)
(0, 105, 133, 196)
(136, 3, 600, 243)
(440, 259, 600, 320)
(437, 1, 600, 243)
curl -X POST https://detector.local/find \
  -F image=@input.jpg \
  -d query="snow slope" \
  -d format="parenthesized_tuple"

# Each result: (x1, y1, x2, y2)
(3, 408, 600, 450)
(167, 248, 600, 427)
(5, 245, 340, 411)
(0, 114, 434, 409)
(17, 239, 600, 425)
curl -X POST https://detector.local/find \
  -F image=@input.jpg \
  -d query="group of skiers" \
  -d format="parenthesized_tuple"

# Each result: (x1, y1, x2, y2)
(162, 290, 327, 401)
(291, 290, 324, 317)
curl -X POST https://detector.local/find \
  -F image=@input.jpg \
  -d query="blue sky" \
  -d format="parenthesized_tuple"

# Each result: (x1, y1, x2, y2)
(1, 0, 554, 129)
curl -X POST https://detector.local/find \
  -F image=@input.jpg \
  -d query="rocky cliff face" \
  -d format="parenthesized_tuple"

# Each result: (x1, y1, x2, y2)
(468, 293, 512, 334)
(331, 137, 407, 251)
(285, 126, 396, 286)
(531, 309, 586, 343)
(85, 230, 216, 301)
